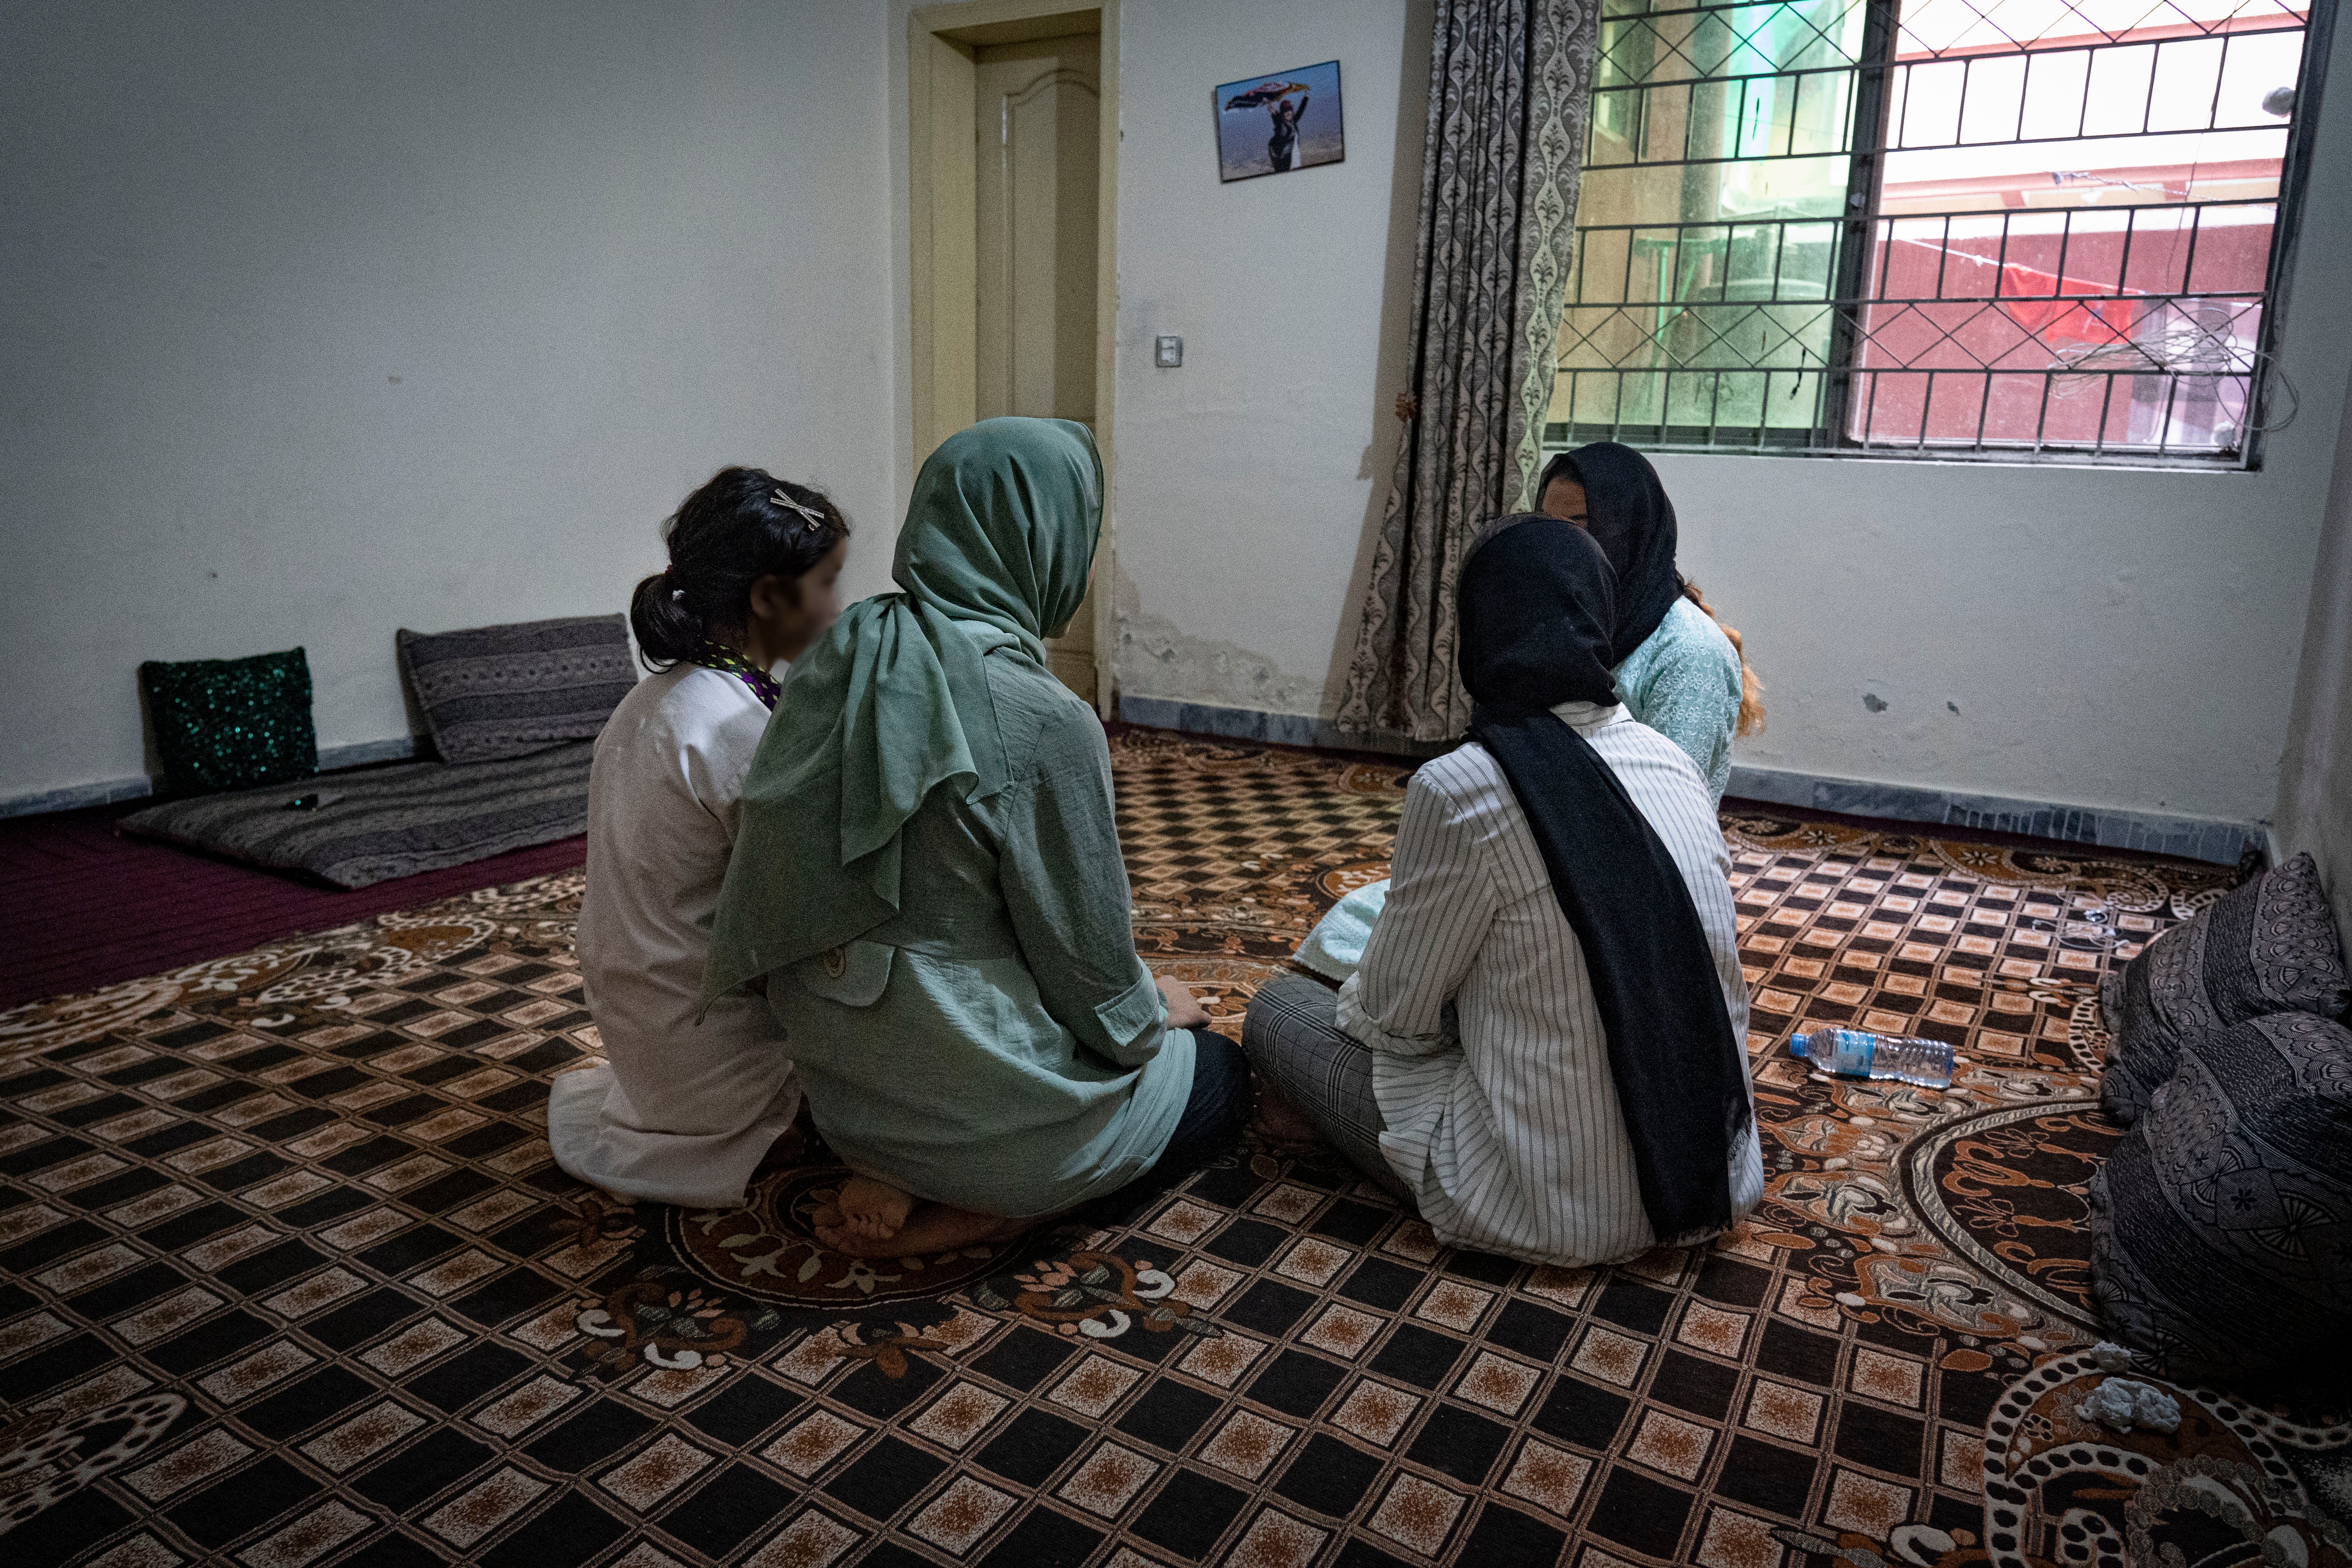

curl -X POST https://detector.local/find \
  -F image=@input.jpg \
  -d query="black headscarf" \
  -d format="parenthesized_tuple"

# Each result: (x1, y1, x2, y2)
(1537, 443, 1683, 666)
(1459, 516, 1750, 1243)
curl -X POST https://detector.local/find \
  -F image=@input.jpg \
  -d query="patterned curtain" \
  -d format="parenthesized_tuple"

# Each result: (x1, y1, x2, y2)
(1335, 0, 1595, 742)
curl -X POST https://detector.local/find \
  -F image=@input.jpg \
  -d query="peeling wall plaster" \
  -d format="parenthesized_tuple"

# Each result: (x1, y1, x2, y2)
(1107, 0, 1427, 734)
(1113, 566, 1332, 717)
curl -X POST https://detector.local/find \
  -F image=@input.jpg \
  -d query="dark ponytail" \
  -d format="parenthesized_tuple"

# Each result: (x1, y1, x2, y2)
(628, 467, 850, 671)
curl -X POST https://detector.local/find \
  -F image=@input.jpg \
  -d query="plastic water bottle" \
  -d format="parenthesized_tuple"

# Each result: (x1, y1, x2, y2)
(1792, 1028, 1954, 1088)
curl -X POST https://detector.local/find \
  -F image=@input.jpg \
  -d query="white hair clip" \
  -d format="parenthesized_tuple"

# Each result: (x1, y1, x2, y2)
(771, 488, 826, 526)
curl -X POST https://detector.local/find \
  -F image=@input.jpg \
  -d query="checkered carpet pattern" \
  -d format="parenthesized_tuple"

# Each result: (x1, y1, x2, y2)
(6, 728, 2323, 1568)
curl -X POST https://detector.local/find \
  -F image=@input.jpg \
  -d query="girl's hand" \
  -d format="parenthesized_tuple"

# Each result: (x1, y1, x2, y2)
(1156, 975, 1212, 1030)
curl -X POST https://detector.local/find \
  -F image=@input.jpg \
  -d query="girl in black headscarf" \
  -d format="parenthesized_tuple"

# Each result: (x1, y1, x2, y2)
(1534, 443, 1763, 798)
(1291, 443, 1763, 986)
(1243, 518, 1762, 1264)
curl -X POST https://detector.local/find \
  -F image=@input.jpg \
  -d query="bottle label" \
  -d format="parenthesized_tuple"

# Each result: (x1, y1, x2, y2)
(1820, 1029, 1876, 1077)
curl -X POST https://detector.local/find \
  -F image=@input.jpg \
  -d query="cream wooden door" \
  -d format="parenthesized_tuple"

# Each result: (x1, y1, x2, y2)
(973, 34, 1100, 701)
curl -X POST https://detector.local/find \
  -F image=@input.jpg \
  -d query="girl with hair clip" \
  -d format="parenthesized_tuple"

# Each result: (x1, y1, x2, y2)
(549, 468, 849, 1210)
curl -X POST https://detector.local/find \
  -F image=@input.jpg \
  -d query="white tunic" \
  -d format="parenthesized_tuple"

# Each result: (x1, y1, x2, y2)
(1338, 701, 1763, 1266)
(549, 664, 800, 1208)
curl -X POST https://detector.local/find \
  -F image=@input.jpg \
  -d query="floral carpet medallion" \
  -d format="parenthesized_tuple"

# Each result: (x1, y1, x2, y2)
(1896, 1102, 2119, 1332)
(561, 1161, 1230, 1385)
(2, 728, 2345, 1567)
(663, 1169, 1018, 1311)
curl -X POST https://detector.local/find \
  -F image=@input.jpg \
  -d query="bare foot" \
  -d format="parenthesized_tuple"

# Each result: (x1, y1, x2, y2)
(816, 1201, 1031, 1259)
(837, 1175, 915, 1242)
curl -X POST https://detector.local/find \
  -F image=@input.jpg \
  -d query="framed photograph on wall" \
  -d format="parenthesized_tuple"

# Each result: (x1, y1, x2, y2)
(1214, 60, 1343, 183)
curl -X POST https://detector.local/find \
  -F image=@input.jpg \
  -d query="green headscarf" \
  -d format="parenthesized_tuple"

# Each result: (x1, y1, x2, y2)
(701, 417, 1103, 1003)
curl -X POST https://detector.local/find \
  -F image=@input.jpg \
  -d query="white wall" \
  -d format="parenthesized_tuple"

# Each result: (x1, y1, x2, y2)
(1104, 1, 2352, 830)
(2275, 361, 2352, 942)
(1655, 442, 2345, 826)
(1109, 0, 1430, 720)
(0, 0, 900, 807)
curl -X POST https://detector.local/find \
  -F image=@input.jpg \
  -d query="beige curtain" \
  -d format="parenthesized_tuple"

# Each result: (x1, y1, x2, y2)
(1336, 0, 1596, 741)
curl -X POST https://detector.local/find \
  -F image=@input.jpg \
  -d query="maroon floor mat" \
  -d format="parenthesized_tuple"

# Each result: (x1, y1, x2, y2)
(0, 797, 584, 1011)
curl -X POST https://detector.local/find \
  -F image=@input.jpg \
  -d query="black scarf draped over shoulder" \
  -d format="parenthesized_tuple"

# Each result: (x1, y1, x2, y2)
(1537, 442, 1683, 665)
(1458, 516, 1749, 1242)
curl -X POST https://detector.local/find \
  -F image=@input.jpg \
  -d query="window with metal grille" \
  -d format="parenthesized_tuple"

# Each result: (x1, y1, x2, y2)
(1547, 0, 2332, 464)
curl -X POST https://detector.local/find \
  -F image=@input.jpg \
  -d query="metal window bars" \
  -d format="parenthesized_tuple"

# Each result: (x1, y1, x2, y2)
(1547, 0, 2332, 464)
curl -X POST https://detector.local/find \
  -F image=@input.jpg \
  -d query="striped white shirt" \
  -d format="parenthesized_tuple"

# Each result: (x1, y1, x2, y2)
(1337, 701, 1763, 1266)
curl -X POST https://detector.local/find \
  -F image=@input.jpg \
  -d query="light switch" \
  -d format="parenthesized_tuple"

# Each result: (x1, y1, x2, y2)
(1154, 335, 1183, 368)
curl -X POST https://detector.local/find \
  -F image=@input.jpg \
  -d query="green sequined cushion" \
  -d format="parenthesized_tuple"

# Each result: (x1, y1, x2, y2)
(138, 648, 319, 798)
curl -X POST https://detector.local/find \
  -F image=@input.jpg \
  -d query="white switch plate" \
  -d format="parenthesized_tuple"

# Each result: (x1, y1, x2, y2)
(1154, 335, 1183, 368)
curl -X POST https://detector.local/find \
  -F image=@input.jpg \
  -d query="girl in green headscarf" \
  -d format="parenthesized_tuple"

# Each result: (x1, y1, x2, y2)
(704, 417, 1252, 1256)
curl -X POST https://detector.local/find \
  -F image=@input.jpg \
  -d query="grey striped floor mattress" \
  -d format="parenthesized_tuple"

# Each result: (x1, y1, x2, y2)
(117, 740, 593, 889)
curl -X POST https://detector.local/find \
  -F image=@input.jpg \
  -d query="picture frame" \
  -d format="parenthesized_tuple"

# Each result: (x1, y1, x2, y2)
(1213, 60, 1344, 183)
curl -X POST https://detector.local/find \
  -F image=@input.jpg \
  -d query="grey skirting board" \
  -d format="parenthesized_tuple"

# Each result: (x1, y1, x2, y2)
(1118, 694, 2261, 866)
(2, 735, 425, 820)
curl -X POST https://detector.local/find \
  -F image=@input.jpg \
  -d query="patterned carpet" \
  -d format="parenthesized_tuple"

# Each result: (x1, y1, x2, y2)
(4, 728, 2348, 1568)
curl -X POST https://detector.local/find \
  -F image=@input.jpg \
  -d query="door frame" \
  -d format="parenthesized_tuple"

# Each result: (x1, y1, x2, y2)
(909, 0, 1119, 718)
